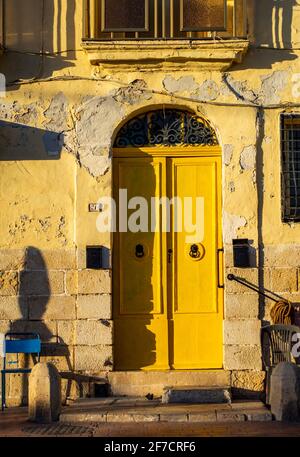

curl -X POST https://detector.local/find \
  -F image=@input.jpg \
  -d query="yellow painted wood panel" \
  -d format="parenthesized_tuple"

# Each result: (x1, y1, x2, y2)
(113, 153, 223, 370)
(113, 157, 169, 370)
(168, 157, 223, 369)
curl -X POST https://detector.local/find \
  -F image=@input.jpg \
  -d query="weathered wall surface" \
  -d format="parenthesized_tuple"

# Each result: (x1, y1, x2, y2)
(0, 0, 299, 404)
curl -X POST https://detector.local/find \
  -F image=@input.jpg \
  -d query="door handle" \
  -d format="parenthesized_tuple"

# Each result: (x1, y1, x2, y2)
(168, 249, 173, 263)
(217, 248, 224, 289)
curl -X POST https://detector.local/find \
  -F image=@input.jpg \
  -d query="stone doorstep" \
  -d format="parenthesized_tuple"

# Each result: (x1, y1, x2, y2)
(60, 399, 273, 424)
(162, 386, 231, 404)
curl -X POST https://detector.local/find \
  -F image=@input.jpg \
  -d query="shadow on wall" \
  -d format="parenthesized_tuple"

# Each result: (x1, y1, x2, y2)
(10, 247, 73, 405)
(2, 0, 76, 87)
(254, 0, 297, 49)
(234, 0, 298, 70)
(0, 120, 63, 160)
(113, 157, 157, 370)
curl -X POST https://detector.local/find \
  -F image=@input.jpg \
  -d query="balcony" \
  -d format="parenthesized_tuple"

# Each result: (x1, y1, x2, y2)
(82, 0, 249, 71)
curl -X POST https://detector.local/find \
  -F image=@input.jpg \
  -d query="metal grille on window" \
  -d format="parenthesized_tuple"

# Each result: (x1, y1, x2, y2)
(114, 109, 218, 147)
(281, 114, 300, 222)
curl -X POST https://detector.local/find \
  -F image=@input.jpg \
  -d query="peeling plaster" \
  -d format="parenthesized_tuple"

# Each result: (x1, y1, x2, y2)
(223, 212, 247, 244)
(221, 74, 257, 103)
(44, 92, 70, 131)
(240, 145, 256, 171)
(80, 155, 111, 178)
(224, 144, 234, 166)
(163, 75, 198, 93)
(192, 80, 220, 101)
(65, 96, 125, 177)
(260, 71, 289, 105)
(113, 79, 152, 105)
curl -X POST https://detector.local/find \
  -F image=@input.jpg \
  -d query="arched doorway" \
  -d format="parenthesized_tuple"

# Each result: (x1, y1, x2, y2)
(112, 108, 223, 370)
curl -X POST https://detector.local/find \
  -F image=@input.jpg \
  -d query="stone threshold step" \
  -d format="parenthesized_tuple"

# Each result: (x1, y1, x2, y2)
(162, 386, 231, 404)
(106, 370, 231, 397)
(60, 399, 273, 424)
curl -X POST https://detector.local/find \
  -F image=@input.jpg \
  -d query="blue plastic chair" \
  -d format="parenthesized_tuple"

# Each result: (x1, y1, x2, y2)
(1, 333, 41, 411)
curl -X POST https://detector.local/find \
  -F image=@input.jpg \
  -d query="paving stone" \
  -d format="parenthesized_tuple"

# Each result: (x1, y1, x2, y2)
(216, 411, 246, 422)
(160, 414, 188, 422)
(188, 412, 217, 422)
(60, 412, 107, 423)
(246, 411, 273, 421)
(162, 386, 231, 404)
(133, 414, 160, 422)
(106, 413, 136, 422)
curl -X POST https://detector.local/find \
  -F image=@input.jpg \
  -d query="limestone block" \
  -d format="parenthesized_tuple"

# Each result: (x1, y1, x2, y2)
(270, 362, 300, 421)
(264, 245, 300, 268)
(11, 320, 57, 343)
(0, 249, 25, 270)
(0, 296, 27, 320)
(28, 295, 76, 320)
(25, 249, 76, 270)
(231, 370, 265, 399)
(75, 320, 113, 345)
(28, 362, 61, 423)
(57, 321, 75, 345)
(225, 294, 258, 319)
(74, 345, 113, 372)
(41, 343, 74, 371)
(224, 345, 262, 370)
(66, 270, 78, 295)
(77, 270, 111, 295)
(225, 268, 258, 294)
(19, 271, 65, 295)
(0, 319, 11, 334)
(271, 268, 298, 293)
(6, 373, 27, 407)
(77, 294, 112, 319)
(224, 319, 261, 345)
(162, 387, 231, 404)
(0, 271, 18, 296)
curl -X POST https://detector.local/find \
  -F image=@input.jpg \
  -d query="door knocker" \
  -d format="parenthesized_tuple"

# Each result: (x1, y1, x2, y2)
(189, 244, 200, 259)
(186, 243, 205, 261)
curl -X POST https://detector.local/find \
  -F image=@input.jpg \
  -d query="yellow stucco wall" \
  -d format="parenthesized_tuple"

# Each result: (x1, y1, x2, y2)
(0, 0, 299, 403)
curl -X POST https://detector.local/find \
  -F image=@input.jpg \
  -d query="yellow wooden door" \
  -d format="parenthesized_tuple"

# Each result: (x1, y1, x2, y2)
(113, 154, 223, 370)
(168, 157, 223, 369)
(113, 157, 169, 370)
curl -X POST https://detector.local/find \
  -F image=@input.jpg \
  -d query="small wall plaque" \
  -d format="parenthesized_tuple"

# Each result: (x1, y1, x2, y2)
(88, 203, 103, 212)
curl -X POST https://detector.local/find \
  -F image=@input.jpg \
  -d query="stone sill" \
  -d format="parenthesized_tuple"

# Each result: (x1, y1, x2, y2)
(82, 39, 249, 71)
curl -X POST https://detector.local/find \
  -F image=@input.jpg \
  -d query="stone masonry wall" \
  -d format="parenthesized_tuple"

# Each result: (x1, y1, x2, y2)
(0, 248, 113, 405)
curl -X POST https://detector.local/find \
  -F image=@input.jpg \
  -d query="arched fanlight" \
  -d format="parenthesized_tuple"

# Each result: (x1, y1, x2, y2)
(114, 109, 218, 148)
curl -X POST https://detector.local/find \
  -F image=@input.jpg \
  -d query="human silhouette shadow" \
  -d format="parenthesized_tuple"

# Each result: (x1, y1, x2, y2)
(9, 247, 72, 405)
(2, 0, 76, 89)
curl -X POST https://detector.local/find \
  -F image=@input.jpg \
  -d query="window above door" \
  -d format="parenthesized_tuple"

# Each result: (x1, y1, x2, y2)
(81, 0, 249, 71)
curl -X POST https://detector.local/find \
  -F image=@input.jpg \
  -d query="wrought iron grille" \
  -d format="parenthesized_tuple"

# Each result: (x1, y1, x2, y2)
(114, 109, 218, 147)
(83, 0, 247, 40)
(281, 114, 300, 222)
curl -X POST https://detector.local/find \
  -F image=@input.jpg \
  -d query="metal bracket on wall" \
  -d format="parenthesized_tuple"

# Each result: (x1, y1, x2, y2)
(227, 274, 281, 303)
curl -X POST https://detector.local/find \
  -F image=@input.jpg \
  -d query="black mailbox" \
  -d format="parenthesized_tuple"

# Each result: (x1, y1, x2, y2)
(86, 246, 103, 269)
(232, 239, 251, 268)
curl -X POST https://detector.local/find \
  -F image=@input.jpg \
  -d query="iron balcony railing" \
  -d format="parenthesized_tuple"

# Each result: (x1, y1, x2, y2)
(83, 0, 247, 41)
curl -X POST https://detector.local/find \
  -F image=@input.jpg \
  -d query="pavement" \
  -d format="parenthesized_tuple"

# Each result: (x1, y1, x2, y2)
(1, 407, 300, 437)
(60, 397, 273, 423)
